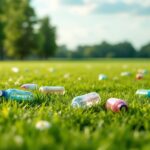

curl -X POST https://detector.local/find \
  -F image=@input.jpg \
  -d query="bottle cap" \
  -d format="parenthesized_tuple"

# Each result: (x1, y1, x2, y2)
(0, 90, 3, 97)
(119, 104, 128, 111)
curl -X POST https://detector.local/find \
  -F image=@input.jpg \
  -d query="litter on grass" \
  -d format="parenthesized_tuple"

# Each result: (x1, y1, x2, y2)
(35, 120, 51, 130)
(136, 89, 150, 97)
(120, 72, 131, 76)
(138, 69, 148, 75)
(98, 74, 107, 80)
(106, 98, 128, 112)
(21, 83, 38, 90)
(11, 67, 19, 73)
(39, 86, 65, 95)
(0, 89, 34, 101)
(72, 92, 100, 108)
(136, 73, 143, 80)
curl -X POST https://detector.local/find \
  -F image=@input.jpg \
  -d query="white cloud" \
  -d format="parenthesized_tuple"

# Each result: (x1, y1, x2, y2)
(68, 3, 97, 16)
(56, 13, 150, 49)
(122, 0, 150, 7)
(32, 0, 60, 16)
(32, 0, 150, 49)
(32, 0, 150, 17)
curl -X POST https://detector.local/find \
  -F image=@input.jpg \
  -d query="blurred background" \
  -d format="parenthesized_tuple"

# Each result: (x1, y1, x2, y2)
(0, 0, 150, 60)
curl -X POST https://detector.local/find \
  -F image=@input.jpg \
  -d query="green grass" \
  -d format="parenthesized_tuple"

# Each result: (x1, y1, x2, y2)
(0, 60, 150, 150)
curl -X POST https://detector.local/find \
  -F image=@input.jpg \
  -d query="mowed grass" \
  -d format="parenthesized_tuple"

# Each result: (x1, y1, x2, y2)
(0, 60, 150, 150)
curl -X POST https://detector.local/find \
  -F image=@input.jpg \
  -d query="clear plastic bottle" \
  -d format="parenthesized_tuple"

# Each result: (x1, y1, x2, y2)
(72, 92, 100, 108)
(136, 89, 150, 97)
(120, 72, 131, 76)
(39, 86, 65, 95)
(0, 89, 34, 101)
(106, 98, 128, 112)
(21, 84, 38, 90)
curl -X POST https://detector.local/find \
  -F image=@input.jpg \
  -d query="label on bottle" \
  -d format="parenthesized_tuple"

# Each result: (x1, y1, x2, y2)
(107, 98, 117, 105)
(9, 93, 33, 101)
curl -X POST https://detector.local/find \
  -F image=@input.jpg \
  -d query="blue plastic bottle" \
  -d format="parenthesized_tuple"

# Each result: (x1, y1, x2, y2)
(0, 89, 34, 101)
(136, 89, 150, 97)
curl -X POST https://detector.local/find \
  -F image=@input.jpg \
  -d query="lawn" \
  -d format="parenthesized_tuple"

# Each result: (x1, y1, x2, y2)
(0, 60, 150, 150)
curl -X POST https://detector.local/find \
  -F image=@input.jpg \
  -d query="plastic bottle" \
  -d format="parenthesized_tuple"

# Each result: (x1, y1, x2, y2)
(138, 69, 148, 75)
(21, 83, 38, 90)
(39, 86, 65, 95)
(72, 92, 100, 108)
(0, 89, 34, 101)
(98, 74, 107, 80)
(136, 89, 150, 97)
(120, 72, 131, 76)
(106, 98, 128, 112)
(136, 73, 143, 80)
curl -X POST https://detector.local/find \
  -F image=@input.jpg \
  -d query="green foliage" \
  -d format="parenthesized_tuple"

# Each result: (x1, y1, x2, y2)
(55, 45, 71, 58)
(0, 60, 150, 149)
(0, 0, 57, 60)
(0, 22, 5, 60)
(37, 17, 57, 58)
(4, 0, 37, 59)
(0, 0, 6, 60)
(89, 42, 112, 58)
(138, 43, 150, 58)
(57, 41, 138, 59)
(113, 42, 136, 58)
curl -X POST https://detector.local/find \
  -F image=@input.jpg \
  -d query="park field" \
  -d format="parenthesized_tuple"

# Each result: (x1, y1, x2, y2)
(0, 60, 150, 150)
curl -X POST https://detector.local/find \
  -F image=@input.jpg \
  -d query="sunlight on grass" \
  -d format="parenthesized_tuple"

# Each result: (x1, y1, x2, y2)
(0, 60, 149, 149)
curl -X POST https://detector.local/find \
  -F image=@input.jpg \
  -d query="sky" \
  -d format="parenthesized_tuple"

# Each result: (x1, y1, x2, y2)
(32, 0, 150, 49)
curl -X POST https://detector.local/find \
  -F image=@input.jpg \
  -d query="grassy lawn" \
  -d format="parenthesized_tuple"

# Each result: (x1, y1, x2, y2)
(0, 60, 150, 150)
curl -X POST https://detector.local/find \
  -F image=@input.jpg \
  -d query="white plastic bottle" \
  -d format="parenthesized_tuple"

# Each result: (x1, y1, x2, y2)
(39, 86, 65, 95)
(72, 92, 100, 108)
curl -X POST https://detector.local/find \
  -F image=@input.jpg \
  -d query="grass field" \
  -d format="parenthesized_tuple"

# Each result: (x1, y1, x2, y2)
(0, 60, 150, 150)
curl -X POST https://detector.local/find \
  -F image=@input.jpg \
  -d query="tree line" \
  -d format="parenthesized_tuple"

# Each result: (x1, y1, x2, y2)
(56, 41, 150, 58)
(0, 0, 150, 60)
(0, 0, 57, 60)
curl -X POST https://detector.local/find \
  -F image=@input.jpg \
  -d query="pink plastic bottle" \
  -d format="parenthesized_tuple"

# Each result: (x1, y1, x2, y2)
(106, 98, 128, 112)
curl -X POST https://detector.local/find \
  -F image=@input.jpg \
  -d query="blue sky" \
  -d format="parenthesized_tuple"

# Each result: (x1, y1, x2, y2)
(32, 0, 150, 49)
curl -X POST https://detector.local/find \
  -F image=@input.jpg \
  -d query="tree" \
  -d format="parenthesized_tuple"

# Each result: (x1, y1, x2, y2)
(68, 41, 136, 58)
(0, 0, 6, 60)
(37, 17, 57, 59)
(55, 45, 70, 58)
(113, 42, 136, 58)
(4, 0, 37, 59)
(89, 42, 112, 58)
(0, 23, 5, 60)
(138, 43, 150, 57)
